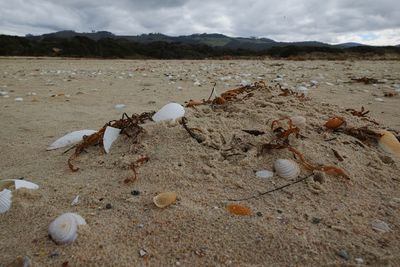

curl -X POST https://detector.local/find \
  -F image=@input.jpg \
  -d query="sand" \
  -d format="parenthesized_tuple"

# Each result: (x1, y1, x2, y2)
(0, 58, 399, 266)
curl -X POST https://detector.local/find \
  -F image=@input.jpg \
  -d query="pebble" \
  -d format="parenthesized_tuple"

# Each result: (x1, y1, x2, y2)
(355, 257, 364, 264)
(311, 217, 322, 224)
(371, 219, 390, 232)
(114, 104, 126, 110)
(336, 249, 350, 260)
(256, 212, 263, 217)
(374, 98, 384, 102)
(131, 190, 140, 196)
(105, 203, 113, 209)
(14, 97, 24, 102)
(0, 91, 8, 96)
(255, 170, 274, 179)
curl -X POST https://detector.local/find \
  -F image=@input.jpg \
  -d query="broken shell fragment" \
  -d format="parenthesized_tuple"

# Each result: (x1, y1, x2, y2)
(153, 192, 177, 208)
(226, 204, 252, 216)
(48, 213, 86, 244)
(0, 189, 12, 214)
(274, 159, 301, 179)
(152, 103, 185, 122)
(47, 130, 97, 150)
(103, 126, 121, 154)
(324, 117, 345, 129)
(0, 179, 39, 190)
(290, 116, 306, 127)
(378, 130, 400, 156)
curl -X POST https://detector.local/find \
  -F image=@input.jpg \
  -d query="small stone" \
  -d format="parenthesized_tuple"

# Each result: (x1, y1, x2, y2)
(139, 249, 147, 257)
(114, 104, 126, 110)
(255, 170, 274, 179)
(355, 258, 364, 264)
(371, 219, 390, 233)
(131, 190, 140, 196)
(311, 217, 322, 224)
(105, 203, 112, 209)
(14, 97, 24, 102)
(336, 249, 350, 260)
(49, 251, 59, 258)
(256, 211, 263, 217)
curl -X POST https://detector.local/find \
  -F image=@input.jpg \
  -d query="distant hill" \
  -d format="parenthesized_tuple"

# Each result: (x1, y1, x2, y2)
(24, 30, 370, 51)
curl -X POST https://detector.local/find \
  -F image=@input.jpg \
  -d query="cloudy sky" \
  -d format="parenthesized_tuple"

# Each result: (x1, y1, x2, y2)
(1, 0, 399, 45)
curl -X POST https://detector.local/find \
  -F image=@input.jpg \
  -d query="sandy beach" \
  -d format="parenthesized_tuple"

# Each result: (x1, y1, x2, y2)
(1, 58, 399, 266)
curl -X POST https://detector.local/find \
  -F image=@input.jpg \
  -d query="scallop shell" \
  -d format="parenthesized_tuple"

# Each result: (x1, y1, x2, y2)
(0, 189, 12, 214)
(48, 213, 86, 244)
(103, 126, 121, 154)
(378, 130, 400, 156)
(47, 130, 97, 150)
(152, 103, 185, 122)
(274, 159, 301, 179)
(153, 192, 177, 208)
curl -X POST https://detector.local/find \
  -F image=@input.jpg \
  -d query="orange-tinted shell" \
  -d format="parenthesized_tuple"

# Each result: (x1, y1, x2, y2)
(213, 96, 226, 105)
(325, 117, 345, 129)
(226, 204, 252, 216)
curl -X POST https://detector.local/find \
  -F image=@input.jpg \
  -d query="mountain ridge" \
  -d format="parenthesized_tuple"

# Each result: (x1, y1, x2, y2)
(25, 30, 374, 50)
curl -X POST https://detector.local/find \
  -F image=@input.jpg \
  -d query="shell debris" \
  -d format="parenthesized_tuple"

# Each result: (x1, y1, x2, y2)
(153, 192, 177, 208)
(378, 130, 400, 157)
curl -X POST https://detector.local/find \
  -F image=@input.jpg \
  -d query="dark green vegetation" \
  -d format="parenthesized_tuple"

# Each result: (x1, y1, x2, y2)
(1, 31, 399, 59)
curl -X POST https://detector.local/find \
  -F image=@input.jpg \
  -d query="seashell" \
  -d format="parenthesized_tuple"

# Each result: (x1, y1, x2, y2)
(153, 192, 177, 208)
(274, 159, 301, 179)
(255, 170, 274, 179)
(295, 86, 308, 96)
(47, 130, 97, 150)
(48, 213, 86, 244)
(324, 117, 345, 129)
(0, 189, 12, 214)
(114, 104, 126, 110)
(378, 130, 400, 156)
(226, 204, 252, 216)
(152, 103, 185, 122)
(0, 179, 39, 190)
(103, 126, 121, 153)
(290, 116, 306, 127)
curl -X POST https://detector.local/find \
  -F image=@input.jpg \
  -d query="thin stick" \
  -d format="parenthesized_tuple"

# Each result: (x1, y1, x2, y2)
(228, 174, 313, 201)
(207, 82, 217, 101)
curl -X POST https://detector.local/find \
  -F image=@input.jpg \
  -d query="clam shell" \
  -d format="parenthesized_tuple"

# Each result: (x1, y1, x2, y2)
(325, 117, 345, 129)
(47, 130, 97, 150)
(152, 103, 185, 122)
(103, 126, 121, 154)
(48, 213, 86, 244)
(153, 192, 177, 208)
(274, 159, 301, 179)
(378, 130, 400, 156)
(0, 189, 12, 214)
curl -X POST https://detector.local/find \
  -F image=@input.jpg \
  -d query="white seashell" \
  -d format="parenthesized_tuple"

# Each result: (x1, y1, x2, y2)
(47, 130, 97, 150)
(152, 103, 185, 122)
(255, 170, 274, 179)
(0, 189, 12, 214)
(290, 116, 306, 127)
(103, 126, 121, 153)
(0, 179, 39, 190)
(14, 97, 24, 102)
(48, 213, 86, 244)
(295, 86, 308, 95)
(374, 98, 384, 102)
(274, 159, 301, 179)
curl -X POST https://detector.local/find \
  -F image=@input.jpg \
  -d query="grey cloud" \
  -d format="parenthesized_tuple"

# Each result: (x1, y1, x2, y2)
(0, 0, 399, 45)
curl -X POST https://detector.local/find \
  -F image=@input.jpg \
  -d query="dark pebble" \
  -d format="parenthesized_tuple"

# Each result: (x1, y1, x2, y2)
(336, 249, 350, 260)
(131, 190, 140, 196)
(105, 203, 112, 209)
(256, 212, 263, 217)
(49, 252, 59, 258)
(311, 217, 322, 224)
(277, 209, 283, 214)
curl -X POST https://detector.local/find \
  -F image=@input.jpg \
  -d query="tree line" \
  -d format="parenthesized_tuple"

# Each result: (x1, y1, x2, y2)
(0, 34, 399, 59)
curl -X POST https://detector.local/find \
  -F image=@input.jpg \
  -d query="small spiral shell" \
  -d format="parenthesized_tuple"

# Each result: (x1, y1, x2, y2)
(274, 159, 301, 179)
